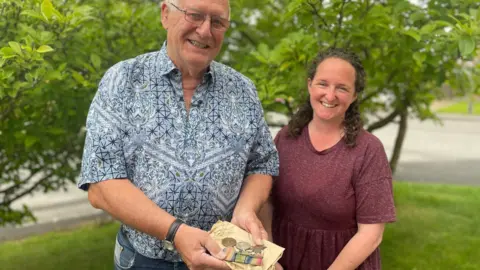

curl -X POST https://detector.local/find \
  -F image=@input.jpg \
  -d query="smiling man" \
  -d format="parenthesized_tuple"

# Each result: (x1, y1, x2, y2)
(78, 0, 279, 269)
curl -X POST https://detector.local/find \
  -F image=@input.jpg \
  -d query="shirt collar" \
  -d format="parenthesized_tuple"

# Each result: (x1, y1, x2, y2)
(158, 42, 215, 84)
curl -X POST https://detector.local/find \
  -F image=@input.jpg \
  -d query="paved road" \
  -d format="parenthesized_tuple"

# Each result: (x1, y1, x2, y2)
(269, 113, 480, 186)
(1, 113, 479, 241)
(372, 114, 480, 185)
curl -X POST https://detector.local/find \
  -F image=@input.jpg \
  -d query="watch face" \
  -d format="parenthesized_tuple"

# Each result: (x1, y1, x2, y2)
(163, 241, 174, 251)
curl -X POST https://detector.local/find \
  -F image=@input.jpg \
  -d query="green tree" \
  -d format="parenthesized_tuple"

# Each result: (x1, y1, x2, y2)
(0, 0, 165, 226)
(228, 0, 479, 173)
(1, 0, 479, 226)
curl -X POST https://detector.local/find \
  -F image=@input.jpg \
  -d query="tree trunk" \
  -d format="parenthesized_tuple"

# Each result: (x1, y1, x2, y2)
(467, 97, 473, 115)
(389, 108, 408, 174)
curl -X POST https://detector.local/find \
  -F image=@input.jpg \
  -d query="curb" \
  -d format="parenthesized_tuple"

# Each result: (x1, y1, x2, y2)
(437, 113, 480, 122)
(0, 211, 112, 243)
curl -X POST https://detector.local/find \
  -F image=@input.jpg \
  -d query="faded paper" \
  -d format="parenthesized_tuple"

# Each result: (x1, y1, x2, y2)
(209, 221, 285, 270)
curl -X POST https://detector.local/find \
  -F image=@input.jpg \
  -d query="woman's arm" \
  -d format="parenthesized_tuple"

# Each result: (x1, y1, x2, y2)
(328, 223, 385, 270)
(257, 197, 274, 241)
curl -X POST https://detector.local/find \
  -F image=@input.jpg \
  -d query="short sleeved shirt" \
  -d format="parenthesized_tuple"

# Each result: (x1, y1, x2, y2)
(78, 43, 279, 261)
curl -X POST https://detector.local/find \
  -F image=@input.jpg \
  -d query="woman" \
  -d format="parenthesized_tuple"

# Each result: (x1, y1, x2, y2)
(263, 48, 396, 270)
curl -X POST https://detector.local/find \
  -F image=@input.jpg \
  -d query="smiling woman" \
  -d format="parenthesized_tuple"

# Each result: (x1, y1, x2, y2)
(260, 47, 396, 270)
(288, 48, 366, 148)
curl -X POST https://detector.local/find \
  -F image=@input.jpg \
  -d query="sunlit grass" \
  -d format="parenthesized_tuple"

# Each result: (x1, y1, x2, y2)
(0, 182, 479, 269)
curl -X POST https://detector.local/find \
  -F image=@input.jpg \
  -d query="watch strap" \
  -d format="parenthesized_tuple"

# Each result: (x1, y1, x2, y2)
(165, 218, 184, 243)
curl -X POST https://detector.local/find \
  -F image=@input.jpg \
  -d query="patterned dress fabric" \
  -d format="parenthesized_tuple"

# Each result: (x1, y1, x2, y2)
(78, 43, 279, 261)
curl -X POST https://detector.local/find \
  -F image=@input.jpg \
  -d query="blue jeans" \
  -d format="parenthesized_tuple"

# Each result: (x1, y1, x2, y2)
(114, 229, 188, 270)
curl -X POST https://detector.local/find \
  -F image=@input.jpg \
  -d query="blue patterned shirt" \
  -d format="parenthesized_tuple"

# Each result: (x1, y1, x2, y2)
(78, 44, 279, 261)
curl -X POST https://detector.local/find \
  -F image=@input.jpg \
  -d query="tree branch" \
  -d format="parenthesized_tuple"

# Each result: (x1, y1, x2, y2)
(0, 166, 45, 195)
(1, 167, 58, 206)
(366, 109, 400, 132)
(333, 0, 349, 48)
(360, 70, 399, 103)
(306, 0, 333, 34)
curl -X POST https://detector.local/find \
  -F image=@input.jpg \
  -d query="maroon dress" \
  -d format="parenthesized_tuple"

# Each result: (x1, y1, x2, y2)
(272, 126, 396, 270)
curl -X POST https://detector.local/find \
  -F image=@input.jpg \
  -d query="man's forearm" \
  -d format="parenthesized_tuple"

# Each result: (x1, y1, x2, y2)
(89, 179, 175, 240)
(233, 174, 273, 215)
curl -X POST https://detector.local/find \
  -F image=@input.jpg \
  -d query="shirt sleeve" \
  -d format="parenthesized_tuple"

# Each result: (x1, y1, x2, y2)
(244, 86, 279, 178)
(354, 136, 396, 224)
(78, 62, 129, 191)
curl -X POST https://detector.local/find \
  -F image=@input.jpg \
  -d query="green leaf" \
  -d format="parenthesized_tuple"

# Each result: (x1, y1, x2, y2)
(48, 128, 66, 135)
(41, 0, 55, 21)
(36, 45, 54, 53)
(21, 10, 47, 22)
(394, 1, 410, 13)
(90, 54, 102, 70)
(41, 0, 64, 22)
(470, 8, 478, 19)
(8, 42, 23, 56)
(413, 52, 426, 66)
(410, 11, 425, 23)
(403, 30, 421, 42)
(257, 43, 270, 58)
(25, 136, 38, 148)
(420, 23, 439, 35)
(7, 88, 19, 98)
(0, 58, 5, 68)
(458, 35, 476, 57)
(71, 71, 86, 85)
(1, 47, 16, 58)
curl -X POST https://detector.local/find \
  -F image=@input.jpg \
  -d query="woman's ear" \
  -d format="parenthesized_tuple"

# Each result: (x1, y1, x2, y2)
(307, 78, 312, 95)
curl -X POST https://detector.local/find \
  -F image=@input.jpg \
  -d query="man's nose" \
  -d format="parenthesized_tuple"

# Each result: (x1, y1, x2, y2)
(196, 17, 213, 39)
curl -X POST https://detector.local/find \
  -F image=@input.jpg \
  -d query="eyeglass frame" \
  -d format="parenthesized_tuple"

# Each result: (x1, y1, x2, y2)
(168, 2, 230, 32)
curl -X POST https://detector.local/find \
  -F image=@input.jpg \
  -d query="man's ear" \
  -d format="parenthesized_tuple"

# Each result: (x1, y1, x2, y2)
(161, 2, 169, 30)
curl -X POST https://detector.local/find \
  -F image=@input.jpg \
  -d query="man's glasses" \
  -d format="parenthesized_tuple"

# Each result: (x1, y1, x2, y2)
(169, 2, 230, 32)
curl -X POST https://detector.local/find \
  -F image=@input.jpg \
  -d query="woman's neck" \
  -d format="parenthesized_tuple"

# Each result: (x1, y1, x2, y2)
(309, 115, 344, 137)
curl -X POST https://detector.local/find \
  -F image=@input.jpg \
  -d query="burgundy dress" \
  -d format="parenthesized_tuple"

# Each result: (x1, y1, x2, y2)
(272, 126, 396, 270)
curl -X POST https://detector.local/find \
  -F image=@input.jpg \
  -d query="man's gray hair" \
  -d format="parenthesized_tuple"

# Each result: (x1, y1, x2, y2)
(163, 0, 231, 20)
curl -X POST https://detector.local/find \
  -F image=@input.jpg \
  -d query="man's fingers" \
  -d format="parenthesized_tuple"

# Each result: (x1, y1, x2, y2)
(203, 235, 226, 260)
(260, 227, 269, 241)
(197, 252, 230, 269)
(246, 218, 264, 246)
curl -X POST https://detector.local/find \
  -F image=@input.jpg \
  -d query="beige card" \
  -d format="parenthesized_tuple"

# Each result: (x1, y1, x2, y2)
(209, 221, 285, 270)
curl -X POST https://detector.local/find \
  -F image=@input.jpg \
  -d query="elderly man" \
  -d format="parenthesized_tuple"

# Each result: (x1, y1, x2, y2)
(78, 0, 279, 269)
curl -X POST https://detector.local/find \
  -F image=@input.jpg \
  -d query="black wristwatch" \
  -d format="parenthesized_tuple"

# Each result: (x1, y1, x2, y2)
(163, 218, 184, 251)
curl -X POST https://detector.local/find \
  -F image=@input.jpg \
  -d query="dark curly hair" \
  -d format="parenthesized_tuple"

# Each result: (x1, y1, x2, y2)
(287, 47, 366, 147)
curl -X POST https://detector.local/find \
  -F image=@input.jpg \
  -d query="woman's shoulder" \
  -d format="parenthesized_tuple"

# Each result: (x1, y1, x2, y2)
(355, 129, 386, 152)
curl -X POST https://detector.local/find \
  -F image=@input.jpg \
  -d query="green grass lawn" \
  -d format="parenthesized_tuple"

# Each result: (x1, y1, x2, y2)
(0, 182, 479, 270)
(437, 100, 480, 115)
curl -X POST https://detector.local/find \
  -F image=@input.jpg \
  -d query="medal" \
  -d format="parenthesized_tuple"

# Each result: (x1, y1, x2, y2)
(236, 241, 251, 251)
(222, 237, 237, 247)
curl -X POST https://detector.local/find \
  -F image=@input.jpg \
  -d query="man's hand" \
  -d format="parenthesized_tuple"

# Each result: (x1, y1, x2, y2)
(231, 211, 268, 246)
(274, 263, 284, 270)
(174, 224, 230, 270)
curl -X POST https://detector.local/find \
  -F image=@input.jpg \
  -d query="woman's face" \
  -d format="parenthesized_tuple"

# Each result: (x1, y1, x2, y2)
(308, 57, 358, 123)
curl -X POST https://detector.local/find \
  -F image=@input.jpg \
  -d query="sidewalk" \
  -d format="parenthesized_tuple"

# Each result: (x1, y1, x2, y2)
(0, 183, 112, 242)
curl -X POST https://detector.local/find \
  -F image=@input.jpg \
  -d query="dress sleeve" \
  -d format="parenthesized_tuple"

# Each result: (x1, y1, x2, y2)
(78, 62, 129, 191)
(354, 136, 396, 224)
